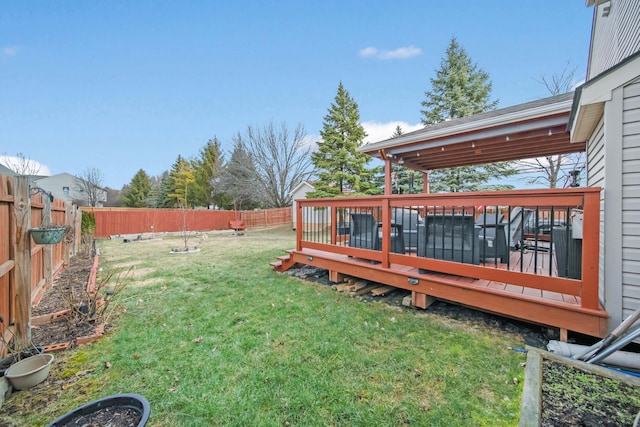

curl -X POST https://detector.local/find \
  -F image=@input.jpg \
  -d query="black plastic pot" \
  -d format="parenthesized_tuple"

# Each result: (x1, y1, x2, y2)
(46, 393, 150, 427)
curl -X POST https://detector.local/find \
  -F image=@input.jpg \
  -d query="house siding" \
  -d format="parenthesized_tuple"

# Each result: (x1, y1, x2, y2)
(588, 0, 640, 79)
(621, 78, 640, 318)
(588, 119, 607, 302)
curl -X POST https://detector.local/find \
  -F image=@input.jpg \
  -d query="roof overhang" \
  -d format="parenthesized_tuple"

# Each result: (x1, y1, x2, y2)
(360, 92, 584, 172)
(570, 51, 640, 142)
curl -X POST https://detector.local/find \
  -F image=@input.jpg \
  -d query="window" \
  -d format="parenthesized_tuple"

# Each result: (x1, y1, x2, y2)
(63, 186, 69, 195)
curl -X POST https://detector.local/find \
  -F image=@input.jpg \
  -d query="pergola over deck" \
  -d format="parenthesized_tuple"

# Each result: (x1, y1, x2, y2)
(359, 92, 584, 193)
(273, 92, 608, 339)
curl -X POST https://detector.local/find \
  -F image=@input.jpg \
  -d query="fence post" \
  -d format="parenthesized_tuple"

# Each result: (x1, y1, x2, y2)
(42, 197, 53, 290)
(13, 176, 32, 348)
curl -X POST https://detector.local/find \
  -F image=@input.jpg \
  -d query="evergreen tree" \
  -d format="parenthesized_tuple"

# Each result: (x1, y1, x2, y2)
(192, 138, 223, 207)
(420, 37, 515, 192)
(309, 82, 381, 198)
(122, 169, 152, 207)
(421, 37, 498, 125)
(164, 156, 196, 207)
(154, 171, 173, 208)
(389, 126, 424, 194)
(214, 136, 262, 210)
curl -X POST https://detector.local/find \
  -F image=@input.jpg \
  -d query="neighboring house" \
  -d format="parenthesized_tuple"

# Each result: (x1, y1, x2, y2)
(0, 164, 15, 178)
(0, 163, 48, 182)
(291, 181, 314, 230)
(569, 0, 640, 328)
(34, 173, 108, 207)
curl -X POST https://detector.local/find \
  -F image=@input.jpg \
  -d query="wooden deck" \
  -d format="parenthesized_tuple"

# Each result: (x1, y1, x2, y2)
(274, 247, 607, 339)
(273, 189, 610, 339)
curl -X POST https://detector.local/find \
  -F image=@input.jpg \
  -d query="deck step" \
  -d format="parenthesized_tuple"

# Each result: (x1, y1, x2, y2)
(270, 251, 299, 273)
(269, 261, 282, 270)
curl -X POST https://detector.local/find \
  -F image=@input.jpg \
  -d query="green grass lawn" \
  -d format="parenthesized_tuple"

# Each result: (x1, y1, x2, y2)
(2, 226, 526, 426)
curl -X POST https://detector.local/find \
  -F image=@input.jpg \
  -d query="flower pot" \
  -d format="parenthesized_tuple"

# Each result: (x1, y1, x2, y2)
(4, 353, 54, 390)
(30, 227, 66, 245)
(46, 393, 151, 427)
(0, 346, 44, 377)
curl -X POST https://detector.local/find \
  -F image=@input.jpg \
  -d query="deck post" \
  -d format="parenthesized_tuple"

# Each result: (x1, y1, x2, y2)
(384, 157, 392, 196)
(296, 202, 303, 251)
(328, 270, 344, 283)
(412, 292, 435, 309)
(380, 197, 391, 268)
(580, 190, 600, 310)
(423, 171, 430, 193)
(330, 206, 337, 245)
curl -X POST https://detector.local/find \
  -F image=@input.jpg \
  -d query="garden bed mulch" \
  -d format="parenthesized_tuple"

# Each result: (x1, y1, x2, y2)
(29, 252, 106, 352)
(521, 347, 640, 427)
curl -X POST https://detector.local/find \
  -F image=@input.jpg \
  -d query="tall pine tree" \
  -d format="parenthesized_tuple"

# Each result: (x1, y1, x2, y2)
(122, 169, 152, 207)
(310, 82, 381, 197)
(191, 138, 223, 207)
(390, 125, 423, 194)
(420, 37, 515, 192)
(214, 136, 262, 210)
(165, 155, 196, 207)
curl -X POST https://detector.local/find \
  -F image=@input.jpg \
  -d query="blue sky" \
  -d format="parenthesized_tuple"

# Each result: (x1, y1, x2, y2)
(1, 1, 594, 189)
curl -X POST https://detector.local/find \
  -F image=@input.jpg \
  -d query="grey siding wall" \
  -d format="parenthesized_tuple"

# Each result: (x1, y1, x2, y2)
(588, 0, 640, 79)
(621, 78, 640, 319)
(588, 119, 606, 301)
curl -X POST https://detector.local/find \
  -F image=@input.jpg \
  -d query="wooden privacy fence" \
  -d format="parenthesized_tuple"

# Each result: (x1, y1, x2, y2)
(0, 175, 80, 354)
(83, 207, 292, 238)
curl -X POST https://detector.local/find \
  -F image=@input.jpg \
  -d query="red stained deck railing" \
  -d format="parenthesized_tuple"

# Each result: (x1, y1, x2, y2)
(295, 188, 601, 311)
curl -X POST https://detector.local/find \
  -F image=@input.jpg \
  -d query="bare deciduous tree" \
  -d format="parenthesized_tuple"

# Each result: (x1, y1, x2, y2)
(75, 167, 106, 207)
(518, 62, 586, 188)
(0, 152, 43, 175)
(243, 121, 315, 207)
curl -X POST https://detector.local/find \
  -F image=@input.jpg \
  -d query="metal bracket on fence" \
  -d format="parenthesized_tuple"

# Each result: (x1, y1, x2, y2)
(29, 186, 55, 202)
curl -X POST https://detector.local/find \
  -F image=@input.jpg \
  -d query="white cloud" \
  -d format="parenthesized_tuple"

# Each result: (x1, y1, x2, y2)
(359, 45, 421, 60)
(0, 155, 51, 175)
(1, 46, 18, 57)
(359, 46, 378, 58)
(361, 120, 423, 145)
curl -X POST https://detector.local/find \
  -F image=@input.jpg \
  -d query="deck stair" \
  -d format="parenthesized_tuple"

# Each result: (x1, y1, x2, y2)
(270, 251, 298, 272)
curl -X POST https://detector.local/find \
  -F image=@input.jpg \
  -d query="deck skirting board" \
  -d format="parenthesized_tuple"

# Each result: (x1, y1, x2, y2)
(290, 249, 608, 338)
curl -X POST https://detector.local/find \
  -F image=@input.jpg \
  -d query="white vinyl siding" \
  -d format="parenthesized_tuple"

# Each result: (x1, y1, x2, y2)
(588, 0, 640, 79)
(621, 78, 640, 318)
(588, 119, 607, 301)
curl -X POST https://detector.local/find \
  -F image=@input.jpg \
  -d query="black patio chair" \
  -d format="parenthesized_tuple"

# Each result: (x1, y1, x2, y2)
(348, 212, 404, 254)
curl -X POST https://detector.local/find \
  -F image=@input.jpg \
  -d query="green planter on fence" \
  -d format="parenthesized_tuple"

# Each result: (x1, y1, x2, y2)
(29, 227, 66, 245)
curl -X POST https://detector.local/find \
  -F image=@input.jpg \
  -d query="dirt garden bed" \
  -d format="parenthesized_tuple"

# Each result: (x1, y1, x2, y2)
(521, 347, 640, 426)
(29, 251, 106, 352)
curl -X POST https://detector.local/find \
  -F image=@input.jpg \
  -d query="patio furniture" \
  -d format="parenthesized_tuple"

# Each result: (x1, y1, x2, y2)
(392, 208, 421, 252)
(476, 208, 535, 262)
(348, 213, 405, 254)
(417, 214, 480, 269)
(553, 226, 582, 279)
(507, 207, 534, 249)
(476, 213, 507, 262)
